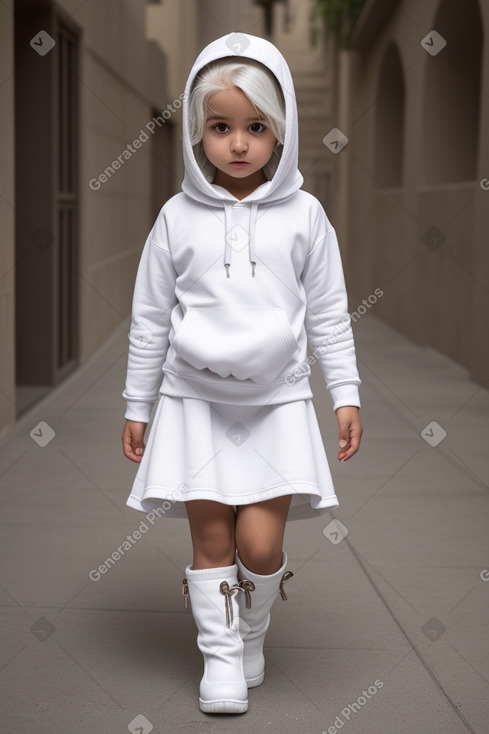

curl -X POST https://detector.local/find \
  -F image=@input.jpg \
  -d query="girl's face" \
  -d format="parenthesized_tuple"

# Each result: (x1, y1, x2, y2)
(202, 86, 277, 198)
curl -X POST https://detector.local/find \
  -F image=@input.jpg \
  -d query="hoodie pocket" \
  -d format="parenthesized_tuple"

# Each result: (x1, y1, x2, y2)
(172, 306, 299, 383)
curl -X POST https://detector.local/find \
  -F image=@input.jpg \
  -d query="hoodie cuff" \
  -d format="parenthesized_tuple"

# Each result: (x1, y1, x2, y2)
(124, 400, 155, 424)
(329, 384, 361, 412)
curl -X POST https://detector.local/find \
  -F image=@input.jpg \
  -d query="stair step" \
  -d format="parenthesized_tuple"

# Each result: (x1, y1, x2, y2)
(277, 54, 334, 185)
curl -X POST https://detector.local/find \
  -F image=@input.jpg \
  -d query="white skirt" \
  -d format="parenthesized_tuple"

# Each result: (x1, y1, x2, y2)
(126, 395, 339, 521)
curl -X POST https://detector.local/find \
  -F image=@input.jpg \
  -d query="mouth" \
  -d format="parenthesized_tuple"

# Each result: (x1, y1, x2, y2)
(229, 161, 250, 167)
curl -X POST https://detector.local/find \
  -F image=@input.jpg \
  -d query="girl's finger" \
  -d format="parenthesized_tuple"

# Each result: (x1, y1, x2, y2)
(122, 432, 143, 463)
(337, 425, 362, 461)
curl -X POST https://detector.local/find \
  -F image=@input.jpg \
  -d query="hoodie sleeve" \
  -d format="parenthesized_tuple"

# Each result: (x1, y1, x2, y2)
(122, 215, 178, 423)
(301, 206, 361, 412)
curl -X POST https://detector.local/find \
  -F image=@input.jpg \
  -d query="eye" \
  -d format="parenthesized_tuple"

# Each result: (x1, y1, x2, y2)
(249, 122, 266, 133)
(212, 122, 229, 133)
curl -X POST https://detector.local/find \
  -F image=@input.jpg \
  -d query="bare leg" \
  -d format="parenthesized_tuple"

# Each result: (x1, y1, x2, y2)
(185, 500, 237, 569)
(235, 495, 292, 575)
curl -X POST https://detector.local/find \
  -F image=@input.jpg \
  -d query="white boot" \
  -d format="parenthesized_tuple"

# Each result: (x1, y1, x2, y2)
(182, 563, 255, 714)
(236, 551, 293, 688)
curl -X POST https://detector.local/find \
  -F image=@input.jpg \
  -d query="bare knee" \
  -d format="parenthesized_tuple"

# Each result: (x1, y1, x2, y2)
(186, 502, 236, 569)
(235, 497, 290, 575)
(237, 542, 284, 575)
(193, 525, 235, 568)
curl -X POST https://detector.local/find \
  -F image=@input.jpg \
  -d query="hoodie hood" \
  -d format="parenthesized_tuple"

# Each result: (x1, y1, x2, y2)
(181, 32, 304, 277)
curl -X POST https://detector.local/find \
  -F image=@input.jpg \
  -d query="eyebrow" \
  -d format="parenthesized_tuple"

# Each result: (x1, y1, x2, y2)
(205, 115, 265, 122)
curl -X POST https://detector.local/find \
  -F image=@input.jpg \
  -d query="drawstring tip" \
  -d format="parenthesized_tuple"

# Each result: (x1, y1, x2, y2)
(251, 262, 256, 277)
(225, 263, 230, 278)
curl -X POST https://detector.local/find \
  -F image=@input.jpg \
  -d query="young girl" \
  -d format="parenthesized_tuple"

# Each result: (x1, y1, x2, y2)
(121, 32, 362, 715)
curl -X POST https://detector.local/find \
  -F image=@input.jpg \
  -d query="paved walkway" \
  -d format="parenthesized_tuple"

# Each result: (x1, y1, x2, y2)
(1, 313, 488, 734)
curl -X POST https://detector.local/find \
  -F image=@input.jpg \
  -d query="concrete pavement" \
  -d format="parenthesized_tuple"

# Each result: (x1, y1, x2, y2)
(1, 312, 488, 734)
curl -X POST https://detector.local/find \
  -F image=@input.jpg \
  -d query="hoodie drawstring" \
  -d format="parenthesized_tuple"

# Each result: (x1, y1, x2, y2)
(223, 201, 259, 278)
(248, 202, 258, 278)
(223, 203, 233, 278)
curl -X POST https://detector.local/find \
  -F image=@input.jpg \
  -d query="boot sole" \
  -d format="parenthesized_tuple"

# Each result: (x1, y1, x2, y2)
(199, 698, 248, 714)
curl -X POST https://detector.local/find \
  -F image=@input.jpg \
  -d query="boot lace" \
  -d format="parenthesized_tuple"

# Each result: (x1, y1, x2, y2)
(279, 570, 294, 600)
(220, 579, 255, 628)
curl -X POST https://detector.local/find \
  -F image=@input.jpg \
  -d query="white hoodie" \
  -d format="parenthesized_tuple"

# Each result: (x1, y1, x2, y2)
(123, 33, 361, 424)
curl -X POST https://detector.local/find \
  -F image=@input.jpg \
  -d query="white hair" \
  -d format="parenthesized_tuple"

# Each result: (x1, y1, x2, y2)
(188, 57, 286, 181)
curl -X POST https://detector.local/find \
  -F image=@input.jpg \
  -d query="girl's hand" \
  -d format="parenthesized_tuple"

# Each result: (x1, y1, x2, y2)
(122, 420, 147, 463)
(335, 406, 362, 462)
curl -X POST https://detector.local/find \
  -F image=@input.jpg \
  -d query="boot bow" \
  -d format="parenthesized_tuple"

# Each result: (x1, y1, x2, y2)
(220, 579, 256, 628)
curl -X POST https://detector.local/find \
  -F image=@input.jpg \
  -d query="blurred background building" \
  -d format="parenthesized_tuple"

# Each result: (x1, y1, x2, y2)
(1, 0, 487, 440)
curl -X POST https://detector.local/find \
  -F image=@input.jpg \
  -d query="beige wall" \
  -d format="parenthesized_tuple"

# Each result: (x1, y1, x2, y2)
(147, 0, 199, 101)
(195, 0, 265, 48)
(0, 0, 170, 439)
(66, 0, 169, 361)
(0, 5, 15, 441)
(342, 0, 489, 381)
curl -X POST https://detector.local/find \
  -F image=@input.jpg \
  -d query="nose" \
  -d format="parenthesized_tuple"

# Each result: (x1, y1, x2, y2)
(231, 132, 248, 154)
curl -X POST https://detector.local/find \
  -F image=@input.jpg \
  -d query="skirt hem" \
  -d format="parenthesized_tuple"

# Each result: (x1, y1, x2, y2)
(126, 483, 339, 521)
